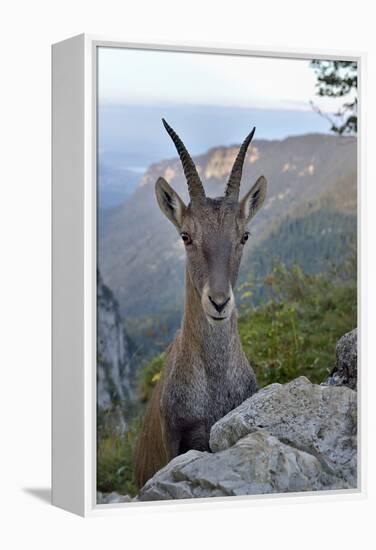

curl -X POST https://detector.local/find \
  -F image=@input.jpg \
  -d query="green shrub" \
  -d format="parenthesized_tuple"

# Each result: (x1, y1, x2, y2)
(97, 415, 141, 497)
(137, 352, 165, 402)
(238, 262, 356, 386)
(96, 353, 166, 497)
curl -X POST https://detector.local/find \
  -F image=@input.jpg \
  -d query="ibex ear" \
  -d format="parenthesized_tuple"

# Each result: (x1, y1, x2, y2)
(239, 176, 267, 224)
(155, 177, 187, 229)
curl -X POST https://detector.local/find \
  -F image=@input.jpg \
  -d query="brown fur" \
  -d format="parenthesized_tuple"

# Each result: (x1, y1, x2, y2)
(133, 379, 168, 490)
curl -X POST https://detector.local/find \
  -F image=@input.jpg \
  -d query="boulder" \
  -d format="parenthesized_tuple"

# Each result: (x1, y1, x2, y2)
(139, 376, 357, 501)
(138, 430, 349, 501)
(210, 377, 357, 485)
(323, 329, 357, 390)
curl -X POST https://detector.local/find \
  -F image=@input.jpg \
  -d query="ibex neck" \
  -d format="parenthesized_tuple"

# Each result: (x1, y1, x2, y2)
(181, 269, 241, 366)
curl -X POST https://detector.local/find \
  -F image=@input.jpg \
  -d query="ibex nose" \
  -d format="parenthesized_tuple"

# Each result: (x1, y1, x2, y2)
(208, 294, 230, 314)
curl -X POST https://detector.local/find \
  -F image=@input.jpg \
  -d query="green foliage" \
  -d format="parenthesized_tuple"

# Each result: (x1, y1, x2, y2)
(97, 414, 141, 498)
(96, 352, 166, 497)
(310, 60, 357, 135)
(137, 353, 165, 402)
(238, 261, 357, 387)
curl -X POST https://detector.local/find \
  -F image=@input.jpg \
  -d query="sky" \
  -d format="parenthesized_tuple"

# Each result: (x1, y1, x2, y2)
(96, 46, 353, 183)
(97, 46, 345, 113)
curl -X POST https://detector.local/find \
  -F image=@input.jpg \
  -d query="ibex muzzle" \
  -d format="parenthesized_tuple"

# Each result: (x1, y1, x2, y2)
(134, 119, 267, 491)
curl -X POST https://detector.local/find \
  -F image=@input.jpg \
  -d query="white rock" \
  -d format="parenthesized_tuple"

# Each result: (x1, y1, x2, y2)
(323, 329, 357, 389)
(138, 376, 357, 500)
(210, 377, 357, 485)
(139, 429, 349, 501)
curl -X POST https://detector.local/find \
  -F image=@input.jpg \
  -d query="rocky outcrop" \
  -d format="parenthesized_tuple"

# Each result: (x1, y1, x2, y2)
(323, 329, 357, 390)
(210, 377, 357, 483)
(139, 376, 357, 501)
(209, 377, 357, 485)
(97, 271, 134, 412)
(138, 430, 349, 501)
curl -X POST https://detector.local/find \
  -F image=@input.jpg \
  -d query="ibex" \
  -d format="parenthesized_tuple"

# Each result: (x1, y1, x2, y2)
(133, 119, 267, 490)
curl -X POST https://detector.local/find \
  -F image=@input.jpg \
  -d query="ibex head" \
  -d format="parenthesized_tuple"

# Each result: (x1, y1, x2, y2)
(156, 119, 267, 324)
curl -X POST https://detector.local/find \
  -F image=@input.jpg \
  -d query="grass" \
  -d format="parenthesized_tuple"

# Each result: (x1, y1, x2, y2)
(238, 261, 356, 386)
(97, 413, 141, 497)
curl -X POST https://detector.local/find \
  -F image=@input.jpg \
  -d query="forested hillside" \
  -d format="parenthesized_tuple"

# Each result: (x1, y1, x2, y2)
(98, 133, 356, 362)
(100, 135, 355, 309)
(239, 207, 356, 300)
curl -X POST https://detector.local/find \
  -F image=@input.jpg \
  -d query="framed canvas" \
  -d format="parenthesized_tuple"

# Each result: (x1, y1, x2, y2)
(52, 34, 365, 517)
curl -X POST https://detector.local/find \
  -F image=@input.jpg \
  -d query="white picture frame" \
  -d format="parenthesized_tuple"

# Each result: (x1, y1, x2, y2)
(52, 33, 366, 517)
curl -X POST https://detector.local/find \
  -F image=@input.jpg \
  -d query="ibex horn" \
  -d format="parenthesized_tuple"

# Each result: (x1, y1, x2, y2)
(162, 118, 205, 202)
(225, 127, 256, 200)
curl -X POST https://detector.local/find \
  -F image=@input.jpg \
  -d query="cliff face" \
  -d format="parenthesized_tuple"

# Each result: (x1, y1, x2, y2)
(97, 271, 134, 412)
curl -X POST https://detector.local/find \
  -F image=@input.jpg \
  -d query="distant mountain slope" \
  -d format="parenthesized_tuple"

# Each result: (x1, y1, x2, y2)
(98, 162, 140, 210)
(240, 208, 356, 299)
(99, 134, 356, 319)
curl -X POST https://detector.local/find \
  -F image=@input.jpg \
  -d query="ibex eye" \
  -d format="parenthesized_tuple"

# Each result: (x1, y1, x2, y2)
(181, 232, 192, 245)
(241, 232, 250, 244)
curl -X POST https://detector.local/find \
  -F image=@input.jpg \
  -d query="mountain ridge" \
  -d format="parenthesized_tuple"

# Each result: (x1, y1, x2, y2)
(99, 133, 356, 321)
